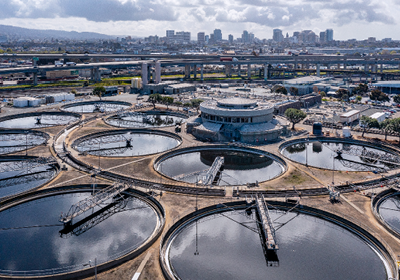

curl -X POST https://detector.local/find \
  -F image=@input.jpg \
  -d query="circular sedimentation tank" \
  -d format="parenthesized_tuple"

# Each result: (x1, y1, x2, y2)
(0, 130, 49, 155)
(0, 185, 165, 278)
(0, 156, 58, 198)
(161, 201, 395, 280)
(280, 138, 400, 172)
(72, 129, 182, 157)
(0, 112, 81, 129)
(155, 146, 286, 186)
(62, 100, 131, 113)
(373, 189, 400, 239)
(106, 111, 187, 128)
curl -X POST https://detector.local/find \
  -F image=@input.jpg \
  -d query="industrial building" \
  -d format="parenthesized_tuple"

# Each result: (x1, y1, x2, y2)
(188, 98, 286, 143)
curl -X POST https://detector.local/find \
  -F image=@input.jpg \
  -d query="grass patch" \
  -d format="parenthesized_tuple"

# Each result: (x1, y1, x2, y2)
(283, 169, 308, 185)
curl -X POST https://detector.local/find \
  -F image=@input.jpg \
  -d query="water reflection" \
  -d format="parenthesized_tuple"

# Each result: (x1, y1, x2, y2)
(0, 191, 157, 275)
(379, 195, 400, 235)
(0, 115, 79, 129)
(158, 150, 284, 185)
(282, 141, 399, 172)
(75, 133, 180, 157)
(64, 103, 130, 113)
(169, 209, 387, 280)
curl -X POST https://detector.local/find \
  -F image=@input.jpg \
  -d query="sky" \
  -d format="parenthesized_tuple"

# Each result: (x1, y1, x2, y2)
(0, 0, 399, 40)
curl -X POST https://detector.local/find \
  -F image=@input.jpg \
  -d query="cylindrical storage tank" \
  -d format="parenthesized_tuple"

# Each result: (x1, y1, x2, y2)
(13, 98, 28, 107)
(28, 98, 41, 107)
(343, 126, 351, 138)
(64, 93, 75, 101)
(313, 122, 322, 136)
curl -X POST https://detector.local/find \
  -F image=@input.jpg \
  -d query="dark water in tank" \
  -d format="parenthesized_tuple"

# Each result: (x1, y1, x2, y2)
(64, 103, 130, 113)
(0, 133, 47, 154)
(0, 115, 79, 129)
(0, 191, 158, 276)
(168, 209, 388, 280)
(75, 133, 180, 157)
(281, 141, 397, 171)
(157, 150, 284, 185)
(108, 114, 186, 128)
(379, 195, 400, 235)
(0, 161, 56, 198)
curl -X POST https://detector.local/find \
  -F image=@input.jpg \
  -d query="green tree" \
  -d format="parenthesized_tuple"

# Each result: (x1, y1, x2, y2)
(336, 88, 349, 99)
(284, 108, 307, 130)
(381, 119, 394, 140)
(370, 89, 389, 102)
(275, 86, 287, 95)
(70, 89, 77, 94)
(393, 94, 400, 104)
(93, 86, 106, 100)
(356, 96, 362, 103)
(148, 93, 162, 109)
(391, 118, 400, 142)
(360, 115, 380, 137)
(289, 87, 299, 96)
(190, 98, 204, 113)
(353, 83, 368, 95)
(162, 96, 174, 110)
(320, 91, 326, 97)
(341, 94, 349, 102)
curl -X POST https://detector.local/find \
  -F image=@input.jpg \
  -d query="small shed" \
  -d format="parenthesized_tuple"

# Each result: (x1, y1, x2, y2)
(340, 110, 360, 123)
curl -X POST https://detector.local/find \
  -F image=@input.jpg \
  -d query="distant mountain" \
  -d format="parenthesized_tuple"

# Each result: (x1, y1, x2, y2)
(0, 24, 115, 40)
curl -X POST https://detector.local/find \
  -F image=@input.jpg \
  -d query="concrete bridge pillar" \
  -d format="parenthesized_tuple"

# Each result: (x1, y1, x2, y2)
(94, 67, 101, 82)
(194, 65, 197, 79)
(200, 65, 204, 81)
(343, 63, 347, 70)
(247, 64, 251, 79)
(185, 65, 190, 78)
(33, 72, 38, 86)
(380, 64, 383, 73)
(225, 64, 232, 77)
(90, 68, 95, 80)
(364, 63, 369, 73)
(263, 64, 268, 81)
(316, 63, 321, 77)
(238, 64, 241, 76)
(141, 62, 148, 85)
(155, 61, 161, 84)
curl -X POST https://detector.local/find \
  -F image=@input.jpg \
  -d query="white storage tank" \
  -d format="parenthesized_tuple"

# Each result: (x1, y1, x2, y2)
(13, 97, 29, 107)
(343, 126, 352, 138)
(64, 93, 75, 101)
(28, 97, 41, 107)
(51, 94, 65, 102)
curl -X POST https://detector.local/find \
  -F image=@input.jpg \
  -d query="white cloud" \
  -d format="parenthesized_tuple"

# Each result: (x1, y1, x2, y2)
(0, 0, 400, 39)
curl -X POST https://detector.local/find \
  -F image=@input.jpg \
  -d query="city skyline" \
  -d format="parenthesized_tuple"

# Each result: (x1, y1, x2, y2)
(0, 0, 399, 40)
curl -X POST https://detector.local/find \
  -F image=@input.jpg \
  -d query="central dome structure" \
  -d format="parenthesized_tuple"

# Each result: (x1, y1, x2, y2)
(188, 98, 286, 144)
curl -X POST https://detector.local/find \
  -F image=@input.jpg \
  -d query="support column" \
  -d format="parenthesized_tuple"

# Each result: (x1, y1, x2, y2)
(264, 64, 268, 81)
(238, 64, 241, 77)
(155, 61, 161, 84)
(141, 62, 148, 85)
(94, 67, 101, 82)
(185, 65, 190, 79)
(316, 63, 321, 77)
(225, 64, 231, 77)
(247, 64, 251, 79)
(364, 63, 369, 73)
(343, 63, 347, 70)
(194, 65, 197, 80)
(33, 72, 38, 86)
(200, 65, 204, 81)
(380, 64, 383, 73)
(90, 68, 95, 80)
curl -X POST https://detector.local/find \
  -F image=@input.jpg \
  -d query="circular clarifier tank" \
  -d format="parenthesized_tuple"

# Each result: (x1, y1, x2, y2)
(161, 202, 394, 280)
(73, 129, 182, 157)
(0, 130, 49, 155)
(155, 146, 286, 186)
(0, 112, 81, 129)
(280, 138, 400, 172)
(0, 156, 58, 198)
(62, 100, 131, 113)
(106, 111, 187, 128)
(375, 191, 400, 238)
(0, 186, 164, 278)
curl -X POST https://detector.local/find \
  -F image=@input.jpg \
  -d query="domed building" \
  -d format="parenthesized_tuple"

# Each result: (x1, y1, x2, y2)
(187, 98, 287, 144)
